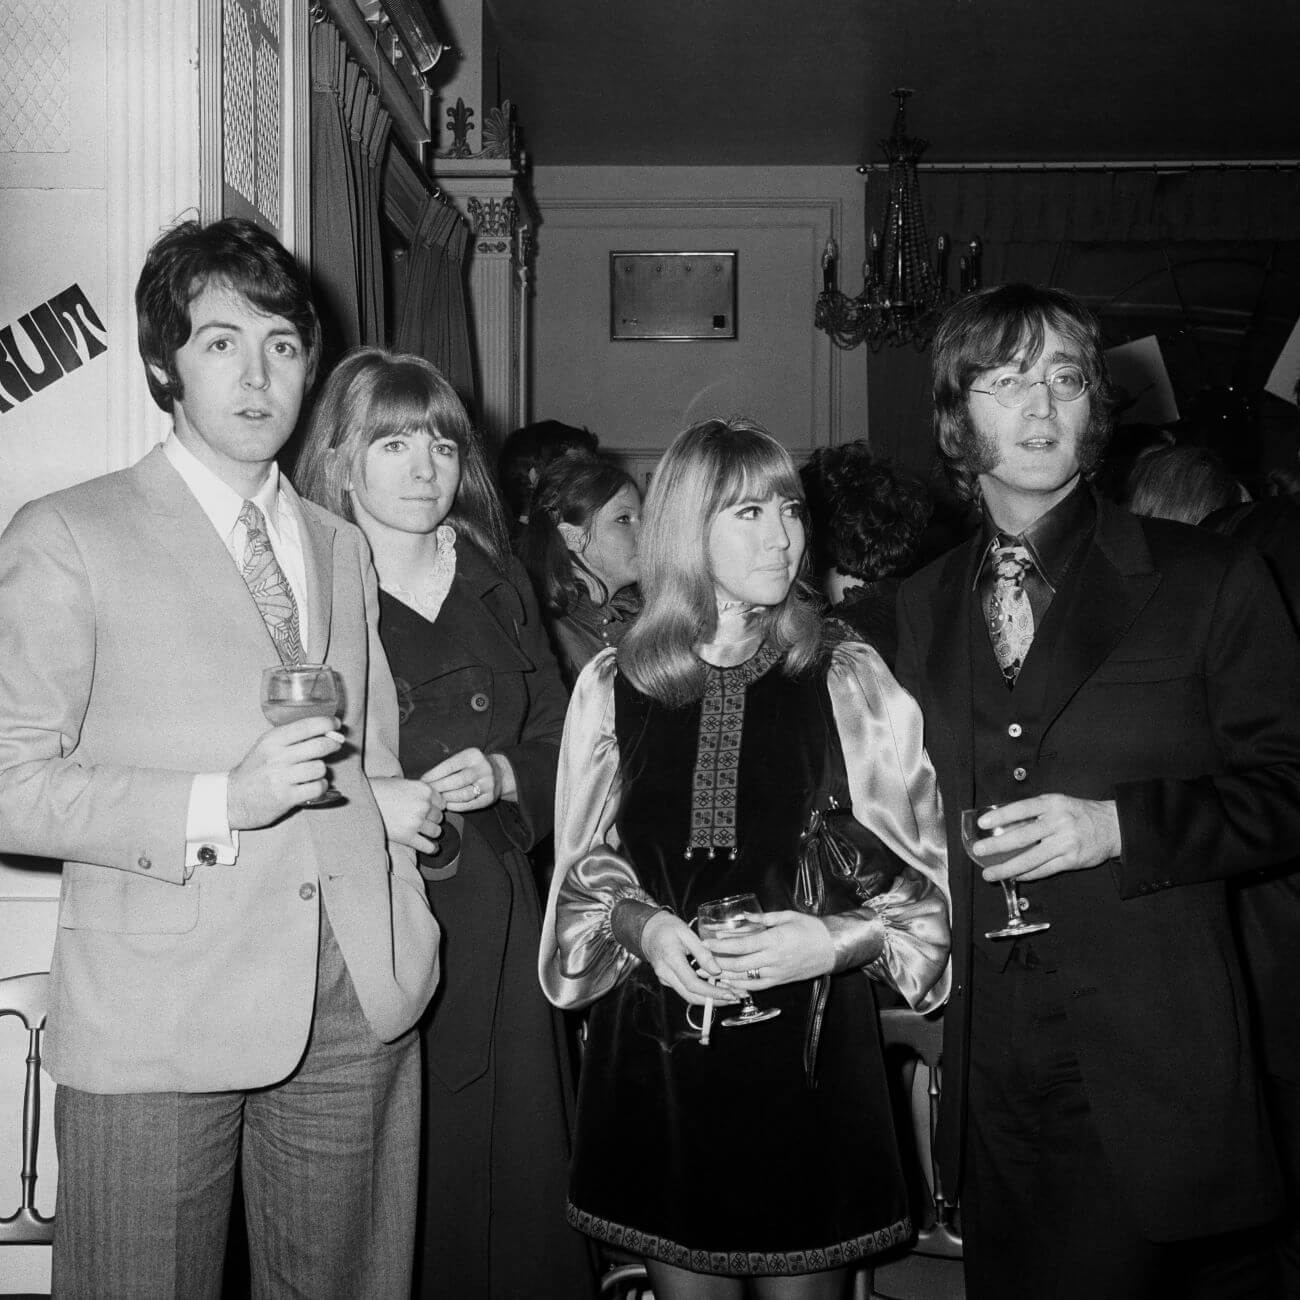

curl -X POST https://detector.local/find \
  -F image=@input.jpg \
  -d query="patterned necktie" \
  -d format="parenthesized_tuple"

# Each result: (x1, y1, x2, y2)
(237, 500, 304, 665)
(986, 541, 1035, 687)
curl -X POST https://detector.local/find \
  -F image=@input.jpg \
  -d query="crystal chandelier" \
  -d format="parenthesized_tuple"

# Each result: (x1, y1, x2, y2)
(815, 89, 982, 351)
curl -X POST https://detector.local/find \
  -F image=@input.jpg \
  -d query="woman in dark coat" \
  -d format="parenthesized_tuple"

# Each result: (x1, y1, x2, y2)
(296, 348, 595, 1299)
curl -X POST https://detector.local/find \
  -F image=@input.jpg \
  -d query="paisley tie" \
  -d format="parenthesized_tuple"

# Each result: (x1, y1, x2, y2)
(237, 500, 304, 666)
(987, 542, 1034, 687)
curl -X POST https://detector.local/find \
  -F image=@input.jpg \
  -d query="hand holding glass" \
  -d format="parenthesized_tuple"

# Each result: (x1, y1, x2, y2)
(261, 664, 346, 807)
(696, 893, 781, 1027)
(961, 806, 1049, 940)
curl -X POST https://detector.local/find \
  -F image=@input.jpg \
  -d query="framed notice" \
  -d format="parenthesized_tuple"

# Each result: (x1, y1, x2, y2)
(610, 251, 737, 341)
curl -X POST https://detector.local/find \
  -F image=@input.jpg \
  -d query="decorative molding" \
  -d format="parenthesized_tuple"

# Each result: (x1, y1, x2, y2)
(106, 0, 202, 470)
(446, 96, 474, 158)
(466, 195, 518, 240)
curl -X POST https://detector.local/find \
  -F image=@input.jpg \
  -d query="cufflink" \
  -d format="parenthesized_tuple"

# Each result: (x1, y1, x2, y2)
(197, 845, 218, 867)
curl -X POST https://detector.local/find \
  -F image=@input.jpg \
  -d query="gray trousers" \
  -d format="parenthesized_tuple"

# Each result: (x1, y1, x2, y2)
(51, 910, 421, 1300)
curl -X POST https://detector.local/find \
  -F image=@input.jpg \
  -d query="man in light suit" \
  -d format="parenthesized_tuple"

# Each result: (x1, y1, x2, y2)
(0, 218, 441, 1297)
(895, 284, 1300, 1299)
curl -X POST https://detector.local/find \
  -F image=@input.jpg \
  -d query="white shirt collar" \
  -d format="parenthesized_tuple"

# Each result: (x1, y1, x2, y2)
(161, 433, 282, 540)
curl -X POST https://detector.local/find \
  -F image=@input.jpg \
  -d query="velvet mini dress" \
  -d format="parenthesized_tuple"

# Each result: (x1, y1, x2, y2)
(540, 641, 951, 1276)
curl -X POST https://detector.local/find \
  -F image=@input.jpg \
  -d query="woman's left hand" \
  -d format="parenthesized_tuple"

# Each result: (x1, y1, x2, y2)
(704, 910, 836, 990)
(424, 747, 517, 812)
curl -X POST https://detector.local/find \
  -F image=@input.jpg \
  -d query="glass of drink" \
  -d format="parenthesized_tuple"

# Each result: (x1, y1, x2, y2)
(696, 893, 781, 1027)
(261, 664, 346, 807)
(961, 805, 1049, 940)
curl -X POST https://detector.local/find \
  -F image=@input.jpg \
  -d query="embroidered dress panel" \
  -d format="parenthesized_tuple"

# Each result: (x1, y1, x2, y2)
(686, 642, 781, 859)
(986, 541, 1035, 687)
(237, 499, 304, 665)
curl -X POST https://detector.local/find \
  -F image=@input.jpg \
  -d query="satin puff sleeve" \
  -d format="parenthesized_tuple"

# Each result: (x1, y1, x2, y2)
(827, 641, 952, 1013)
(539, 648, 655, 1009)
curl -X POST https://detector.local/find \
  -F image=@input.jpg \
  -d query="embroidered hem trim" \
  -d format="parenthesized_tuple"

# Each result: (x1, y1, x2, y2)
(567, 1202, 913, 1276)
(686, 641, 781, 860)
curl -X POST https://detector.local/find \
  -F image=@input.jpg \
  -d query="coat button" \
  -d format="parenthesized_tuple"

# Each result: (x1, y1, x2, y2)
(1007, 723, 1023, 738)
(1012, 766, 1028, 782)
(137, 855, 152, 870)
(469, 692, 490, 712)
(299, 883, 316, 900)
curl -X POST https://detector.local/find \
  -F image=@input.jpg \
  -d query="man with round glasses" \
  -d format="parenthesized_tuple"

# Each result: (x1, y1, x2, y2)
(895, 283, 1300, 1298)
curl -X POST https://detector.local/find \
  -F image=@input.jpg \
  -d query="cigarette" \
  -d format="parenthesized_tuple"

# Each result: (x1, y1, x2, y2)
(700, 997, 714, 1046)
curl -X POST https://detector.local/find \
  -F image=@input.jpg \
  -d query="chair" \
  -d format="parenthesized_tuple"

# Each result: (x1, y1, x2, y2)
(0, 972, 54, 1247)
(867, 1007, 963, 1300)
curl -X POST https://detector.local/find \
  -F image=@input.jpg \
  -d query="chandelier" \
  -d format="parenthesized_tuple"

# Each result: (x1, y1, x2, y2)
(815, 89, 982, 351)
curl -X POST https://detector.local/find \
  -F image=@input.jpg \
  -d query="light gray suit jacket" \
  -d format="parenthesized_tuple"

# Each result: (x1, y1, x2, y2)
(0, 446, 441, 1093)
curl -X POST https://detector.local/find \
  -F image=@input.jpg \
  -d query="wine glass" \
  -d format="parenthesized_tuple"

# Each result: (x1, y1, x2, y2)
(696, 893, 781, 1027)
(261, 664, 347, 807)
(961, 806, 1049, 941)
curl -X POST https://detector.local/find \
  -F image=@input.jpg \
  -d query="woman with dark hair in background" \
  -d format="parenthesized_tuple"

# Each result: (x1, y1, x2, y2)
(519, 453, 643, 688)
(540, 417, 950, 1300)
(295, 348, 595, 1299)
(1124, 443, 1245, 525)
(799, 442, 933, 669)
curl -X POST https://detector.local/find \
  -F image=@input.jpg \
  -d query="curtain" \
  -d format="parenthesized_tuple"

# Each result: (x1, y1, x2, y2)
(309, 20, 391, 359)
(867, 167, 1300, 474)
(393, 195, 476, 405)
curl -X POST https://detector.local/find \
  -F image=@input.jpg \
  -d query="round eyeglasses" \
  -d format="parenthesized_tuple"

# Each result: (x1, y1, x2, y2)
(969, 366, 1090, 409)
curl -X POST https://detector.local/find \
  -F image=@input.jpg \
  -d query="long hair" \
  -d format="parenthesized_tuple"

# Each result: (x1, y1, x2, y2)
(619, 418, 823, 708)
(800, 441, 933, 582)
(1125, 444, 1242, 525)
(519, 453, 639, 614)
(136, 217, 321, 413)
(932, 284, 1113, 502)
(294, 347, 509, 570)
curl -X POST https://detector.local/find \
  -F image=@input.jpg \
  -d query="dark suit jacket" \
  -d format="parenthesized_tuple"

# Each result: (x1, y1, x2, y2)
(895, 492, 1300, 1242)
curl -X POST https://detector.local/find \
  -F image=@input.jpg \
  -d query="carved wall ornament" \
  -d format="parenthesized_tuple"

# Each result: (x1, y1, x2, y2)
(480, 99, 516, 160)
(446, 97, 474, 158)
(467, 195, 518, 239)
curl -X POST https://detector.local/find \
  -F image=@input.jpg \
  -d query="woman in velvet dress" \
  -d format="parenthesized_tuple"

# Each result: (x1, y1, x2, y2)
(539, 418, 951, 1300)
(519, 453, 643, 688)
(296, 348, 595, 1299)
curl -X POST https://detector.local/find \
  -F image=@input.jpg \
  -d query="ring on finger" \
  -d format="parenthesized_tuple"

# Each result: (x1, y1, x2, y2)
(746, 967, 761, 981)
(470, 781, 481, 799)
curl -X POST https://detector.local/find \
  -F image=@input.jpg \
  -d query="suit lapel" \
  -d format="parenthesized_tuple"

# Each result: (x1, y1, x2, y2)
(1038, 499, 1161, 730)
(129, 447, 279, 667)
(283, 480, 336, 665)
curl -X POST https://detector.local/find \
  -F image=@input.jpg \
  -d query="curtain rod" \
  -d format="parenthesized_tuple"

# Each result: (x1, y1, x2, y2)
(321, 0, 429, 152)
(857, 158, 1300, 174)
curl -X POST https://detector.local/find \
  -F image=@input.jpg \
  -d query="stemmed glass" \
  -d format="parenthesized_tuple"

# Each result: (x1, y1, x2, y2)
(961, 806, 1049, 941)
(696, 893, 781, 1027)
(261, 664, 346, 807)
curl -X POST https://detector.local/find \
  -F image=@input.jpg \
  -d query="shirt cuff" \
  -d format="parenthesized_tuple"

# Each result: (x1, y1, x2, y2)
(186, 773, 239, 869)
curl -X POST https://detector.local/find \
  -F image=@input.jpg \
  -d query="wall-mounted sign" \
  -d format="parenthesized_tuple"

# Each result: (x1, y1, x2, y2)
(610, 251, 737, 341)
(0, 284, 107, 416)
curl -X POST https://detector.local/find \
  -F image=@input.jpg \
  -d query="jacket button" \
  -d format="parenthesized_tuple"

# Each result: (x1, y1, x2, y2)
(137, 855, 152, 870)
(470, 692, 490, 712)
(299, 883, 316, 900)
(1007, 723, 1023, 738)
(1012, 766, 1028, 782)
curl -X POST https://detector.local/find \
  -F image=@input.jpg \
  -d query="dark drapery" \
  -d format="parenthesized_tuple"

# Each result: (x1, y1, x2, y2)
(309, 20, 391, 358)
(867, 167, 1300, 473)
(393, 195, 476, 405)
